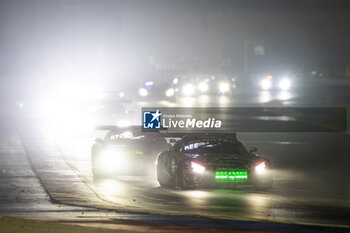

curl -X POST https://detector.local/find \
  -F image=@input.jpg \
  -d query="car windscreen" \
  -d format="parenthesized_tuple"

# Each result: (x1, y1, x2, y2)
(183, 141, 247, 155)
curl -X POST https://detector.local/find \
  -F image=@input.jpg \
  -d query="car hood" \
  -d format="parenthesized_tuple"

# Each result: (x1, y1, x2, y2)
(184, 152, 247, 164)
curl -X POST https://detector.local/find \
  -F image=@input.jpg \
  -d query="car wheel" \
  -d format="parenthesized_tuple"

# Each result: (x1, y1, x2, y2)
(156, 157, 173, 187)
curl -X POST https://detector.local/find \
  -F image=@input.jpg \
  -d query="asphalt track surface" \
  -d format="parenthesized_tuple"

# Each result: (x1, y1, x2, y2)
(1, 83, 350, 233)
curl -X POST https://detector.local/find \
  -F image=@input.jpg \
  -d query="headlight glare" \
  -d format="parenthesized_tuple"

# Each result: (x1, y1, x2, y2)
(191, 162, 205, 174)
(139, 88, 148, 96)
(260, 79, 271, 90)
(219, 82, 230, 93)
(165, 88, 175, 97)
(98, 148, 128, 172)
(278, 78, 291, 91)
(255, 161, 266, 174)
(183, 84, 195, 96)
(198, 82, 209, 93)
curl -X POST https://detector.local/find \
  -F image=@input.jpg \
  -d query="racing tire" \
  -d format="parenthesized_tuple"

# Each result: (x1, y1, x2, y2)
(156, 160, 173, 187)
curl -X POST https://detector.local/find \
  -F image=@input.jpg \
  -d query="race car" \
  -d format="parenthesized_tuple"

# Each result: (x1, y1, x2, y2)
(258, 74, 293, 91)
(176, 75, 236, 97)
(156, 134, 272, 190)
(91, 126, 170, 177)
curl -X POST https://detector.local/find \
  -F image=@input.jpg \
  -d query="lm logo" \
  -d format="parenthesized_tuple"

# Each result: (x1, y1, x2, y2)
(143, 109, 161, 129)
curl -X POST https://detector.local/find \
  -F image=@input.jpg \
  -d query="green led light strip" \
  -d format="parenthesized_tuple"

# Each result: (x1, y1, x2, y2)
(215, 169, 248, 182)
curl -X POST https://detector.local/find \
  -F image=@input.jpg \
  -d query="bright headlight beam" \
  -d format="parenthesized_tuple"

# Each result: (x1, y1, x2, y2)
(279, 78, 291, 91)
(260, 79, 271, 90)
(218, 82, 230, 93)
(98, 148, 128, 172)
(255, 161, 266, 174)
(191, 162, 205, 174)
(165, 88, 175, 97)
(173, 78, 179, 85)
(139, 88, 148, 96)
(198, 82, 209, 93)
(183, 84, 195, 96)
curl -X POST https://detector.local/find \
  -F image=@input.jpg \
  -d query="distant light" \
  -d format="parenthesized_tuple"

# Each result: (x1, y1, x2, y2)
(266, 75, 273, 80)
(17, 102, 24, 109)
(119, 92, 125, 98)
(172, 78, 179, 85)
(139, 88, 148, 96)
(198, 82, 209, 92)
(144, 81, 154, 90)
(219, 82, 229, 93)
(165, 88, 175, 97)
(278, 78, 291, 91)
(204, 77, 212, 83)
(260, 79, 271, 90)
(183, 84, 195, 96)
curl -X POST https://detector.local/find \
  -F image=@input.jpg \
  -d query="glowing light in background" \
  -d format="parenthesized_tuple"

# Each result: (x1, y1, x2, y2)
(260, 79, 271, 90)
(218, 82, 229, 94)
(183, 84, 195, 96)
(278, 78, 291, 91)
(172, 78, 179, 85)
(138, 88, 148, 96)
(198, 82, 209, 93)
(165, 88, 175, 97)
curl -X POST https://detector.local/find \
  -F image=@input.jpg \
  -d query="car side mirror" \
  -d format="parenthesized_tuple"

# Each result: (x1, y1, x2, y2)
(249, 147, 257, 153)
(95, 138, 102, 144)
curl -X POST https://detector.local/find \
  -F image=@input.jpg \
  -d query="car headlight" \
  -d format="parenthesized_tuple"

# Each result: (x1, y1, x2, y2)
(218, 82, 230, 93)
(278, 78, 291, 91)
(198, 82, 209, 93)
(260, 79, 271, 90)
(183, 84, 195, 96)
(255, 161, 266, 174)
(98, 148, 128, 172)
(191, 162, 205, 174)
(165, 88, 175, 97)
(138, 88, 148, 96)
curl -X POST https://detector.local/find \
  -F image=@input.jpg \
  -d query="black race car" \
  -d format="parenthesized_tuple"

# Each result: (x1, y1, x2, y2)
(92, 126, 170, 177)
(156, 134, 272, 190)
